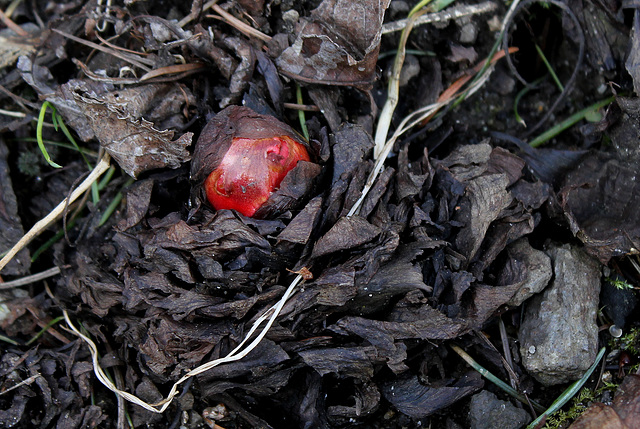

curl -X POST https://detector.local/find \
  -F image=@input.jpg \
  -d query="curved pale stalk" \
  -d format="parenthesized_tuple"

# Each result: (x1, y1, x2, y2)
(0, 154, 111, 272)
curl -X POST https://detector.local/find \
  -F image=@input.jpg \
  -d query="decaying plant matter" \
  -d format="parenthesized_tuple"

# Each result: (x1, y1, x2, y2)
(1, 0, 640, 427)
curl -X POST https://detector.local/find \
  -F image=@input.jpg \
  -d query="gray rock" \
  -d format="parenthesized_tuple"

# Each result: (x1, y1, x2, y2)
(506, 238, 553, 307)
(458, 18, 478, 44)
(281, 9, 299, 33)
(519, 243, 601, 386)
(468, 390, 530, 429)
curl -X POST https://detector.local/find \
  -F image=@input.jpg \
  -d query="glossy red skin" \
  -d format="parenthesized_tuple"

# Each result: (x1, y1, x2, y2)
(204, 136, 310, 217)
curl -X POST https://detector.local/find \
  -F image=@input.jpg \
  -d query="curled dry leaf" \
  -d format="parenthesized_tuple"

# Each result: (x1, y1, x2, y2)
(65, 82, 194, 178)
(276, 0, 392, 87)
(18, 58, 196, 178)
(190, 105, 320, 218)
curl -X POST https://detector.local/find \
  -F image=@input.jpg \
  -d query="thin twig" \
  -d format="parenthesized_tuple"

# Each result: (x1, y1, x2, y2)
(0, 374, 41, 396)
(0, 154, 111, 272)
(476, 329, 520, 390)
(0, 84, 40, 110)
(0, 266, 61, 289)
(140, 63, 205, 81)
(95, 32, 152, 57)
(0, 108, 26, 118)
(72, 59, 140, 84)
(0, 8, 28, 36)
(178, 0, 219, 28)
(381, 1, 498, 34)
(209, 5, 272, 43)
(498, 318, 518, 390)
(283, 102, 320, 112)
(51, 28, 153, 71)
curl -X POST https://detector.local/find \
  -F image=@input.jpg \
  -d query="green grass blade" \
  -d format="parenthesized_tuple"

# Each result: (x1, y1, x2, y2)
(98, 166, 117, 191)
(296, 83, 309, 141)
(451, 344, 546, 413)
(12, 138, 98, 158)
(36, 102, 62, 169)
(25, 316, 64, 346)
(535, 43, 563, 92)
(409, 0, 433, 16)
(56, 113, 92, 169)
(54, 111, 100, 204)
(378, 48, 435, 60)
(514, 77, 544, 127)
(98, 177, 135, 227)
(429, 0, 456, 13)
(526, 347, 607, 429)
(98, 192, 124, 227)
(408, 0, 454, 17)
(0, 334, 18, 345)
(528, 96, 614, 148)
(31, 219, 76, 262)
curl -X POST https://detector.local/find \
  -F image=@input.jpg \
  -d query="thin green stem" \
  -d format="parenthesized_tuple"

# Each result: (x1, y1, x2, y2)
(14, 138, 98, 158)
(0, 334, 18, 345)
(25, 316, 64, 346)
(408, 0, 444, 16)
(98, 177, 135, 227)
(98, 166, 117, 191)
(53, 109, 99, 203)
(31, 219, 76, 262)
(378, 48, 435, 60)
(526, 347, 607, 429)
(514, 77, 544, 127)
(296, 84, 309, 141)
(56, 114, 93, 169)
(528, 96, 614, 147)
(36, 102, 62, 169)
(451, 344, 546, 413)
(534, 43, 563, 92)
(99, 193, 124, 227)
(126, 409, 134, 429)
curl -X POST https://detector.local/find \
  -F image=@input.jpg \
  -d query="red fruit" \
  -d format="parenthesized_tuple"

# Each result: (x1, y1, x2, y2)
(203, 135, 310, 217)
(190, 106, 318, 219)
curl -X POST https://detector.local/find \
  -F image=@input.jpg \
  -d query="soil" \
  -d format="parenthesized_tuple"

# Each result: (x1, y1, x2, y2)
(1, 0, 640, 428)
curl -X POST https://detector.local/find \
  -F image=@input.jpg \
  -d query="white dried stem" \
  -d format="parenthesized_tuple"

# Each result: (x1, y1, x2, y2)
(63, 274, 304, 413)
(373, 11, 422, 160)
(349, 65, 492, 217)
(0, 154, 112, 273)
(381, 1, 498, 34)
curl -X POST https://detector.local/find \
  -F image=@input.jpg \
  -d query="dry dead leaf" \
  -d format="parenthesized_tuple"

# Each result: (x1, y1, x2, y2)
(67, 82, 193, 178)
(569, 375, 640, 429)
(276, 0, 391, 87)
